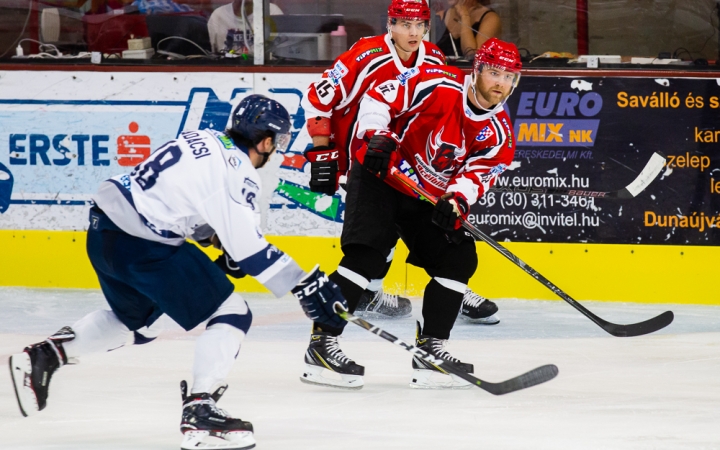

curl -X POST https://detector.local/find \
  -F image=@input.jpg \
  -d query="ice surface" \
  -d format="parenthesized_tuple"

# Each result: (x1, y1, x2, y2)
(1, 288, 719, 450)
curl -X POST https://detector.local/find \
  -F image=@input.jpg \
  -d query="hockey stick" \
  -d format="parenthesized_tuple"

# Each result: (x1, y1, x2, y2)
(389, 167, 674, 337)
(335, 307, 559, 395)
(489, 152, 666, 199)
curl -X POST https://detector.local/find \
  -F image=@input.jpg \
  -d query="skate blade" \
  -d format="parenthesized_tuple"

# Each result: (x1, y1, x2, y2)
(458, 313, 500, 325)
(181, 430, 255, 450)
(9, 352, 38, 417)
(300, 365, 364, 390)
(356, 310, 412, 320)
(409, 370, 472, 390)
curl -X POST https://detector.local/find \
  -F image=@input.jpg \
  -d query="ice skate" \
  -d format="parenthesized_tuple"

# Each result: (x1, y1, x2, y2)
(409, 322, 474, 389)
(458, 290, 499, 325)
(180, 381, 255, 450)
(9, 326, 75, 417)
(300, 331, 364, 390)
(355, 288, 412, 319)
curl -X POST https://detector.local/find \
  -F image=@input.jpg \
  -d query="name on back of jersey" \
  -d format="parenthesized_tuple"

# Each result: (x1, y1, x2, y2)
(180, 131, 211, 160)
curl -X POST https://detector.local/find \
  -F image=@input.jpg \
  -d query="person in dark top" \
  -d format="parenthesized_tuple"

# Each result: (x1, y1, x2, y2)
(434, 0, 501, 59)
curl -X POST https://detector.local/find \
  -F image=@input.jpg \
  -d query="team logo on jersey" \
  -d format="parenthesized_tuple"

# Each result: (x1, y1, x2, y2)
(425, 127, 464, 176)
(431, 48, 443, 56)
(228, 155, 241, 170)
(355, 47, 383, 62)
(376, 80, 399, 103)
(480, 163, 508, 183)
(397, 67, 420, 86)
(475, 126, 494, 142)
(328, 61, 349, 86)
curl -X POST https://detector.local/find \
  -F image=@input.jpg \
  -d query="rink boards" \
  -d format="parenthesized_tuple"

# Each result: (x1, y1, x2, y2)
(1, 229, 716, 304)
(0, 68, 718, 304)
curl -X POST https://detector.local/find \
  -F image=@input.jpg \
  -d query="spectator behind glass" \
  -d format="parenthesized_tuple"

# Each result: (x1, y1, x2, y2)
(207, 0, 282, 54)
(433, 0, 500, 59)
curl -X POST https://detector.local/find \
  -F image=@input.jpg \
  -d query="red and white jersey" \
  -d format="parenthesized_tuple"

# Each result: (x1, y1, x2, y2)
(356, 64, 466, 200)
(452, 77, 515, 204)
(356, 65, 515, 204)
(301, 33, 445, 174)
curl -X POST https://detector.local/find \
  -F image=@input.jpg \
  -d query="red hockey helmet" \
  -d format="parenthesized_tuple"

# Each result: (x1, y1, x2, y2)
(473, 37, 522, 74)
(387, 0, 431, 22)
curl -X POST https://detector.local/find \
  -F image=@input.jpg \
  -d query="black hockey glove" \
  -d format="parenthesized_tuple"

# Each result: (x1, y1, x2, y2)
(214, 251, 247, 279)
(292, 265, 348, 329)
(432, 192, 470, 232)
(363, 131, 399, 179)
(304, 144, 340, 196)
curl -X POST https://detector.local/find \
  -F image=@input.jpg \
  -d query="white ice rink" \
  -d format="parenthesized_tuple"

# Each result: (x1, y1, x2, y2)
(1, 287, 719, 450)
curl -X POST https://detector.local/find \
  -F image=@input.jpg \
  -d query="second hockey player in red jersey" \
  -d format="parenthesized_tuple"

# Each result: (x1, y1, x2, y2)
(300, 0, 445, 321)
(299, 37, 523, 389)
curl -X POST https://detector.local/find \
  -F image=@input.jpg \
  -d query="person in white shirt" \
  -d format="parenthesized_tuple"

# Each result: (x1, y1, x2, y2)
(9, 95, 347, 450)
(207, 0, 283, 53)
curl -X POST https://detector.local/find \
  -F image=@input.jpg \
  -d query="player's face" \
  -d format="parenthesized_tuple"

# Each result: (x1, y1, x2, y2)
(475, 66, 517, 107)
(389, 19, 427, 53)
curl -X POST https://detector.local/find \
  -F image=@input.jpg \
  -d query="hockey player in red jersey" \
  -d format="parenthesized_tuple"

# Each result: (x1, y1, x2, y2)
(300, 0, 444, 320)
(301, 0, 499, 323)
(299, 38, 522, 389)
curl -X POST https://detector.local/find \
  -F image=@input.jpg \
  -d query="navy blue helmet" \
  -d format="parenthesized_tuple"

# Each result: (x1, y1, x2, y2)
(230, 95, 292, 151)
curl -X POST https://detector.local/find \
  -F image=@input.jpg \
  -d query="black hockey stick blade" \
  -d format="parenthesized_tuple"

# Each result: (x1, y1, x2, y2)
(489, 152, 666, 199)
(600, 310, 675, 337)
(336, 308, 558, 395)
(389, 167, 674, 337)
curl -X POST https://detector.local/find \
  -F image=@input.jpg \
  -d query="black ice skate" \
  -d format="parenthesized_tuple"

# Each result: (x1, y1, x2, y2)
(458, 290, 500, 325)
(9, 326, 75, 417)
(300, 331, 365, 390)
(355, 288, 412, 319)
(410, 322, 474, 389)
(180, 380, 255, 450)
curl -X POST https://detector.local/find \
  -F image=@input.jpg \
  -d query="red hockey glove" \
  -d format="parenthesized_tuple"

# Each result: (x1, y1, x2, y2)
(432, 192, 470, 232)
(363, 130, 399, 180)
(304, 144, 340, 196)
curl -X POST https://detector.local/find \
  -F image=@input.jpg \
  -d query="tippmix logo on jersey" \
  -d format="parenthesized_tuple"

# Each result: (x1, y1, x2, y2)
(355, 47, 383, 62)
(424, 68, 458, 79)
(476, 126, 494, 142)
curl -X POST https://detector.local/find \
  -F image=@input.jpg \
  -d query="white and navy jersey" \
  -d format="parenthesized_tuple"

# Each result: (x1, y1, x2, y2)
(93, 129, 304, 297)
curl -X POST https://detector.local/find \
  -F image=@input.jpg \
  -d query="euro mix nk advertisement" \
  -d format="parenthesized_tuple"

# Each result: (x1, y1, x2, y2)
(0, 70, 719, 245)
(471, 75, 720, 246)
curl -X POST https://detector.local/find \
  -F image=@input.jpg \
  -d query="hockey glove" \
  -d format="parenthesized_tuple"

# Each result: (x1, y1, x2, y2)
(304, 144, 340, 196)
(292, 265, 348, 329)
(432, 192, 470, 232)
(214, 251, 247, 279)
(363, 131, 399, 180)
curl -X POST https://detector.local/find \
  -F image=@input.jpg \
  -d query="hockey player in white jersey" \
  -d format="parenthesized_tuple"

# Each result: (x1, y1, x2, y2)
(9, 95, 348, 450)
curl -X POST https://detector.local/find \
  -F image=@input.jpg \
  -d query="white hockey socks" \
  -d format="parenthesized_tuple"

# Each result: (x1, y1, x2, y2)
(191, 324, 245, 394)
(63, 310, 131, 360)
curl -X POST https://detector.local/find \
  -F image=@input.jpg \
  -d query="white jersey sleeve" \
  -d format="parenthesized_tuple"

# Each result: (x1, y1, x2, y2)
(93, 129, 304, 297)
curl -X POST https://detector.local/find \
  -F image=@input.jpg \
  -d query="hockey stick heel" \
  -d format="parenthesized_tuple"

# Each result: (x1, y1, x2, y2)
(337, 308, 558, 395)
